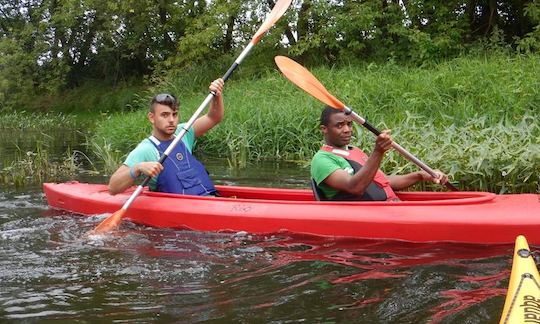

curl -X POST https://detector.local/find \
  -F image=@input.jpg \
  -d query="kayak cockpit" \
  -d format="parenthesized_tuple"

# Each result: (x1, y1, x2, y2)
(143, 184, 497, 205)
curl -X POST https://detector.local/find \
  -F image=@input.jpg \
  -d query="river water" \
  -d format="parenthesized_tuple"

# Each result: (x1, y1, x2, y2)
(0, 128, 518, 323)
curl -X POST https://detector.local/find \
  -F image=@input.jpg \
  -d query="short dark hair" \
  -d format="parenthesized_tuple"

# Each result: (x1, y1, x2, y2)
(150, 93, 178, 112)
(320, 105, 343, 126)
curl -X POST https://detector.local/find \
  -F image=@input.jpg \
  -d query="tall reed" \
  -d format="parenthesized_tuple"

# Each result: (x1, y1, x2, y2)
(0, 111, 78, 129)
(0, 142, 87, 187)
(90, 54, 540, 193)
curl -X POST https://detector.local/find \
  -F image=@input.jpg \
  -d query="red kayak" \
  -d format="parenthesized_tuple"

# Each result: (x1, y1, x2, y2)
(43, 182, 540, 244)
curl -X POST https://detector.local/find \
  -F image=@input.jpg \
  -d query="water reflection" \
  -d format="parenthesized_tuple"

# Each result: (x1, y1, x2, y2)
(1, 195, 513, 323)
(203, 157, 310, 189)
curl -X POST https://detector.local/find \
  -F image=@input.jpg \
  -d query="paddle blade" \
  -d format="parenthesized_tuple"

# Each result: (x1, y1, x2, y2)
(251, 0, 292, 44)
(274, 56, 345, 109)
(91, 209, 126, 234)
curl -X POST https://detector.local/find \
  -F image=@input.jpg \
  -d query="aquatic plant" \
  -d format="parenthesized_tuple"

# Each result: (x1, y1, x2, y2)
(0, 142, 91, 187)
(374, 114, 540, 194)
(88, 137, 124, 175)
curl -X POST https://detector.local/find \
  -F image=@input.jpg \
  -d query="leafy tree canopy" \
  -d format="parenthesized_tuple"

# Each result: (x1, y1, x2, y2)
(1, 0, 539, 110)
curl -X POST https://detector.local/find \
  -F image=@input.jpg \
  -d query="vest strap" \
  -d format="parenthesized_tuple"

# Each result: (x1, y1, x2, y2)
(147, 136, 216, 196)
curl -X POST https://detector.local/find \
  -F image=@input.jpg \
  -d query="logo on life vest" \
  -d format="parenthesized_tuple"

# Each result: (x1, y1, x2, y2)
(176, 153, 184, 161)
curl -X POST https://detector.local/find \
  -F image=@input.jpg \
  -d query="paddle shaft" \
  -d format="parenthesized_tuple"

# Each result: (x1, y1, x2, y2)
(344, 107, 458, 191)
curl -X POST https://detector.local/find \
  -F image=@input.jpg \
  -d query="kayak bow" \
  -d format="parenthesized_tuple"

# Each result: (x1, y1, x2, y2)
(500, 235, 540, 324)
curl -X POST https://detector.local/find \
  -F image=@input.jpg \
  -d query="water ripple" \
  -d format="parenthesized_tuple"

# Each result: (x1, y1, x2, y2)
(0, 190, 515, 323)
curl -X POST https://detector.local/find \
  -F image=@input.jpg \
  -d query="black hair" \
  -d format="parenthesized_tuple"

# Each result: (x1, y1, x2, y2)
(320, 105, 343, 126)
(150, 93, 178, 112)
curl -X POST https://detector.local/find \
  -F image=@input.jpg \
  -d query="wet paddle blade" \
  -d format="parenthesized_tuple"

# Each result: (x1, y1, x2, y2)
(274, 56, 345, 109)
(252, 0, 293, 44)
(91, 209, 126, 234)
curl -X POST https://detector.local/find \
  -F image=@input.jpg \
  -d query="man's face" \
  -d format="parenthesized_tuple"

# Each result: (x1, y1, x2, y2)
(321, 112, 353, 148)
(148, 103, 179, 139)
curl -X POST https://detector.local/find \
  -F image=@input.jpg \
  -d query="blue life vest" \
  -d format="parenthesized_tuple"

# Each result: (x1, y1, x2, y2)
(148, 136, 216, 196)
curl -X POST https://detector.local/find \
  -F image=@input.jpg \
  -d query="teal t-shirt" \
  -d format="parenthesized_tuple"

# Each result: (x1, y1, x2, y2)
(310, 150, 354, 199)
(124, 123, 196, 190)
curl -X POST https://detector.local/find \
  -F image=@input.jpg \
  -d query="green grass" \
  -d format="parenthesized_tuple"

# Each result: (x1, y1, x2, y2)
(87, 53, 540, 193)
(7, 79, 146, 114)
(371, 114, 539, 193)
(0, 111, 79, 129)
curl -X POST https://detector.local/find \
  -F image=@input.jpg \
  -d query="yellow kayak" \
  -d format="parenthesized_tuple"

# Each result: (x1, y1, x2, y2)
(500, 235, 540, 324)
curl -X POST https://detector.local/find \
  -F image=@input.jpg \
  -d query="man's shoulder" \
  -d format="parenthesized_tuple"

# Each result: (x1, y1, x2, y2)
(125, 138, 159, 164)
(133, 138, 155, 152)
(311, 149, 347, 187)
(311, 149, 352, 177)
(313, 149, 333, 159)
(312, 149, 345, 162)
(311, 150, 342, 171)
(175, 123, 195, 146)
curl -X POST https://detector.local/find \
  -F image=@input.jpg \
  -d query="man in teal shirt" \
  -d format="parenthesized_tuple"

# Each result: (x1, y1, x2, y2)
(108, 78, 224, 195)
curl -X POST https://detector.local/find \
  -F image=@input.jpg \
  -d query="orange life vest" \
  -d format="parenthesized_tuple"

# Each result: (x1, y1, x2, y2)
(320, 145, 399, 201)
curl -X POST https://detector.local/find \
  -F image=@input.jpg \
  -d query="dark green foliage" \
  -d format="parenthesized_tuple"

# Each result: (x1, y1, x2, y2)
(2, 0, 540, 112)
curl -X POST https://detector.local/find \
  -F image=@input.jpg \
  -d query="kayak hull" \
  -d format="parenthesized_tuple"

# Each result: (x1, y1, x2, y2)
(500, 235, 540, 323)
(43, 182, 540, 244)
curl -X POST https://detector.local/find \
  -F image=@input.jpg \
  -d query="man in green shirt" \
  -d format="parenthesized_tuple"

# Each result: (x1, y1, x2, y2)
(311, 106, 448, 201)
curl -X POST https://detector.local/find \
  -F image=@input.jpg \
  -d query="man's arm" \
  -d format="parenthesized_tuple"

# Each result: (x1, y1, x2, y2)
(387, 172, 423, 191)
(193, 78, 224, 138)
(324, 150, 385, 195)
(388, 170, 449, 191)
(323, 131, 393, 195)
(108, 165, 134, 195)
(108, 162, 164, 195)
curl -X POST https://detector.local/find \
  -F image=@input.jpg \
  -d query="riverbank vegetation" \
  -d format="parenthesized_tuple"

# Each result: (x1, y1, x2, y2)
(88, 53, 539, 193)
(0, 142, 90, 187)
(0, 111, 78, 129)
(3, 1, 540, 112)
(1, 53, 539, 193)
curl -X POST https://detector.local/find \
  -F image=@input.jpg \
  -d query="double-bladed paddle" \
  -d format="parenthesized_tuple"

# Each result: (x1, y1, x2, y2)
(90, 0, 293, 234)
(274, 55, 458, 191)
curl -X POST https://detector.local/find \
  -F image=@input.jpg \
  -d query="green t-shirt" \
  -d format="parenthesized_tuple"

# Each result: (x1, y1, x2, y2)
(124, 123, 196, 190)
(310, 150, 354, 199)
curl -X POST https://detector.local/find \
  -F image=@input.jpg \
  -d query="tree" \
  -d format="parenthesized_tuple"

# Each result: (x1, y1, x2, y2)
(1, 0, 540, 111)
